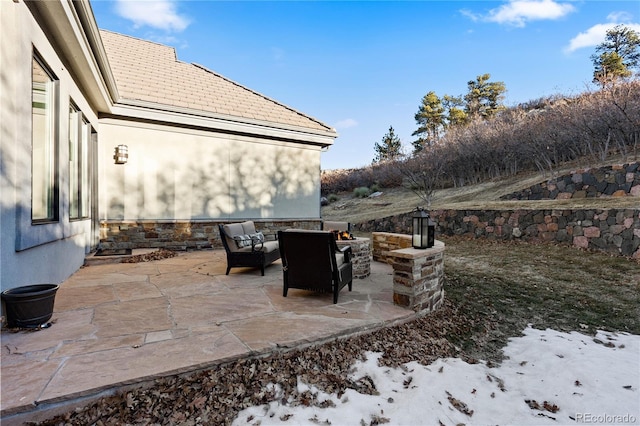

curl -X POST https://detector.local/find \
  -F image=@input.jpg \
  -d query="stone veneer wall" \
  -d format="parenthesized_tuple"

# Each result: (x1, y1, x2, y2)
(357, 208, 640, 259)
(501, 162, 640, 200)
(100, 220, 322, 250)
(372, 232, 413, 264)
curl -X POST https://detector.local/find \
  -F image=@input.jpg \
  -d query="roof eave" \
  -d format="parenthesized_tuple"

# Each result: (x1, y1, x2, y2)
(27, 0, 118, 112)
(106, 100, 338, 147)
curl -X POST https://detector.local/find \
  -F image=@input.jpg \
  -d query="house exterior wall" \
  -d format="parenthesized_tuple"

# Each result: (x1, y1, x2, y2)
(1, 0, 335, 296)
(1, 1, 100, 292)
(99, 118, 323, 221)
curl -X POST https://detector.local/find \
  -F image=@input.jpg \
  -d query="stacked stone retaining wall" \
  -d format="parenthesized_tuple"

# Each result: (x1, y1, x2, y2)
(356, 208, 640, 259)
(100, 219, 322, 251)
(501, 162, 640, 200)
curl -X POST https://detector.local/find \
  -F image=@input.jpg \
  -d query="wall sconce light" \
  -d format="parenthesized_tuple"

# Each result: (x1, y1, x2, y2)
(114, 144, 128, 164)
(412, 207, 435, 249)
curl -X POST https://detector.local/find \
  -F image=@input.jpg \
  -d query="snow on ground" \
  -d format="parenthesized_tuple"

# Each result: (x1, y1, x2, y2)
(233, 327, 640, 425)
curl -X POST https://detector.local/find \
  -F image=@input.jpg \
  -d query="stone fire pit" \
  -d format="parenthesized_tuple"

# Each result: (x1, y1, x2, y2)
(335, 237, 371, 279)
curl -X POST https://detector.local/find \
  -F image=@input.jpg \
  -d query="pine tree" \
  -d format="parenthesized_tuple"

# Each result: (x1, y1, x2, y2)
(592, 25, 640, 86)
(443, 95, 467, 127)
(412, 92, 445, 154)
(373, 126, 402, 163)
(463, 74, 506, 119)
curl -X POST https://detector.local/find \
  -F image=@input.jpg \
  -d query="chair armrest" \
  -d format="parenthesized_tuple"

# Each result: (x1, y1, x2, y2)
(338, 245, 352, 263)
(263, 232, 278, 241)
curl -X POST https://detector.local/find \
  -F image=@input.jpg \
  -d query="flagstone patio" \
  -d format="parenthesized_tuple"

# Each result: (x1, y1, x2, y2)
(1, 249, 416, 424)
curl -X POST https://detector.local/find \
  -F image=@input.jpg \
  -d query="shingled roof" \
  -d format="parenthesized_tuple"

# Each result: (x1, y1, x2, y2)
(99, 30, 335, 134)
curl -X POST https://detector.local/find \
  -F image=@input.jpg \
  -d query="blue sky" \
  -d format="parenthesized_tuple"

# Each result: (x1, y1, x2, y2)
(90, 0, 640, 170)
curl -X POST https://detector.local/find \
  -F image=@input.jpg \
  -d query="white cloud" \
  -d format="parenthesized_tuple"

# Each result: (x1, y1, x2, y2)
(607, 11, 633, 23)
(459, 9, 480, 23)
(464, 0, 576, 28)
(565, 15, 640, 53)
(565, 23, 616, 53)
(114, 0, 190, 32)
(334, 118, 358, 129)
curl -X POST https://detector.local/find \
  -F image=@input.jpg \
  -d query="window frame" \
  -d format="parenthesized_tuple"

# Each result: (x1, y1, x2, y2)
(17, 49, 64, 251)
(31, 53, 59, 224)
(68, 103, 92, 221)
(69, 103, 80, 219)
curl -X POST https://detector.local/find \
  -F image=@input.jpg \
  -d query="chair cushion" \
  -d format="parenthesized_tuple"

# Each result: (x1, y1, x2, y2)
(223, 223, 245, 237)
(223, 223, 245, 252)
(262, 240, 279, 253)
(241, 221, 257, 234)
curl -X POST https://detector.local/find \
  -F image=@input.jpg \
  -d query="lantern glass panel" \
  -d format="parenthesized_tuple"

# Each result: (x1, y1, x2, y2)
(420, 219, 430, 248)
(412, 217, 421, 247)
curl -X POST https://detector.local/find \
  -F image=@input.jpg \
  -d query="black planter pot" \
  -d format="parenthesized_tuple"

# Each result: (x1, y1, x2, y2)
(1, 284, 59, 328)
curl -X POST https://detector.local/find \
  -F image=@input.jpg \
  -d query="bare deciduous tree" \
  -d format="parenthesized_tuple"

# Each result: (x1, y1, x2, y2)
(322, 81, 640, 195)
(394, 146, 449, 208)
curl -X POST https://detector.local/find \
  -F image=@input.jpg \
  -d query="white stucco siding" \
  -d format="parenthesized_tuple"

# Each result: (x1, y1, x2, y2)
(228, 139, 320, 219)
(1, 0, 101, 291)
(99, 119, 322, 220)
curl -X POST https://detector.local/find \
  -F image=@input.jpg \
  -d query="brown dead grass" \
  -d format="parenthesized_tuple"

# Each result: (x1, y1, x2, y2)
(441, 236, 640, 361)
(322, 165, 639, 224)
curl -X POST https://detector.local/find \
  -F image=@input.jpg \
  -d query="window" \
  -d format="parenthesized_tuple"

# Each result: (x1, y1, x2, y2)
(69, 105, 79, 218)
(69, 104, 91, 220)
(32, 54, 58, 222)
(81, 119, 91, 218)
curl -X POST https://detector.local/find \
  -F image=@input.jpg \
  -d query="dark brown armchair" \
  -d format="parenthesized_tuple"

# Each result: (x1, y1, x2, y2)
(219, 221, 280, 276)
(277, 230, 353, 304)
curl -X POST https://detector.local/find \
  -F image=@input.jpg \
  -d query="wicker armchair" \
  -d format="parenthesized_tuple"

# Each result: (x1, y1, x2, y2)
(218, 221, 280, 276)
(277, 230, 353, 304)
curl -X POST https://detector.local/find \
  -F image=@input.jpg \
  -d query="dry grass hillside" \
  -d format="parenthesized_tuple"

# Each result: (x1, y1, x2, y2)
(322, 159, 640, 224)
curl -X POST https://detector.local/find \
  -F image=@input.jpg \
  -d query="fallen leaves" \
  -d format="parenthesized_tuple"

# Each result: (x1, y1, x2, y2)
(446, 391, 474, 417)
(121, 248, 177, 263)
(525, 399, 559, 413)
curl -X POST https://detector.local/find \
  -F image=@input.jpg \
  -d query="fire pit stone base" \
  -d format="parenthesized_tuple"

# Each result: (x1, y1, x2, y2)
(335, 237, 371, 279)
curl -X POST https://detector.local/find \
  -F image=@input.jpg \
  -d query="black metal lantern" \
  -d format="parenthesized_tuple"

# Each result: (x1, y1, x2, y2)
(412, 207, 435, 249)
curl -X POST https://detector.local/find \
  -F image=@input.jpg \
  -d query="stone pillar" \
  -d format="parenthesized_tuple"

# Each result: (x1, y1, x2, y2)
(389, 240, 445, 313)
